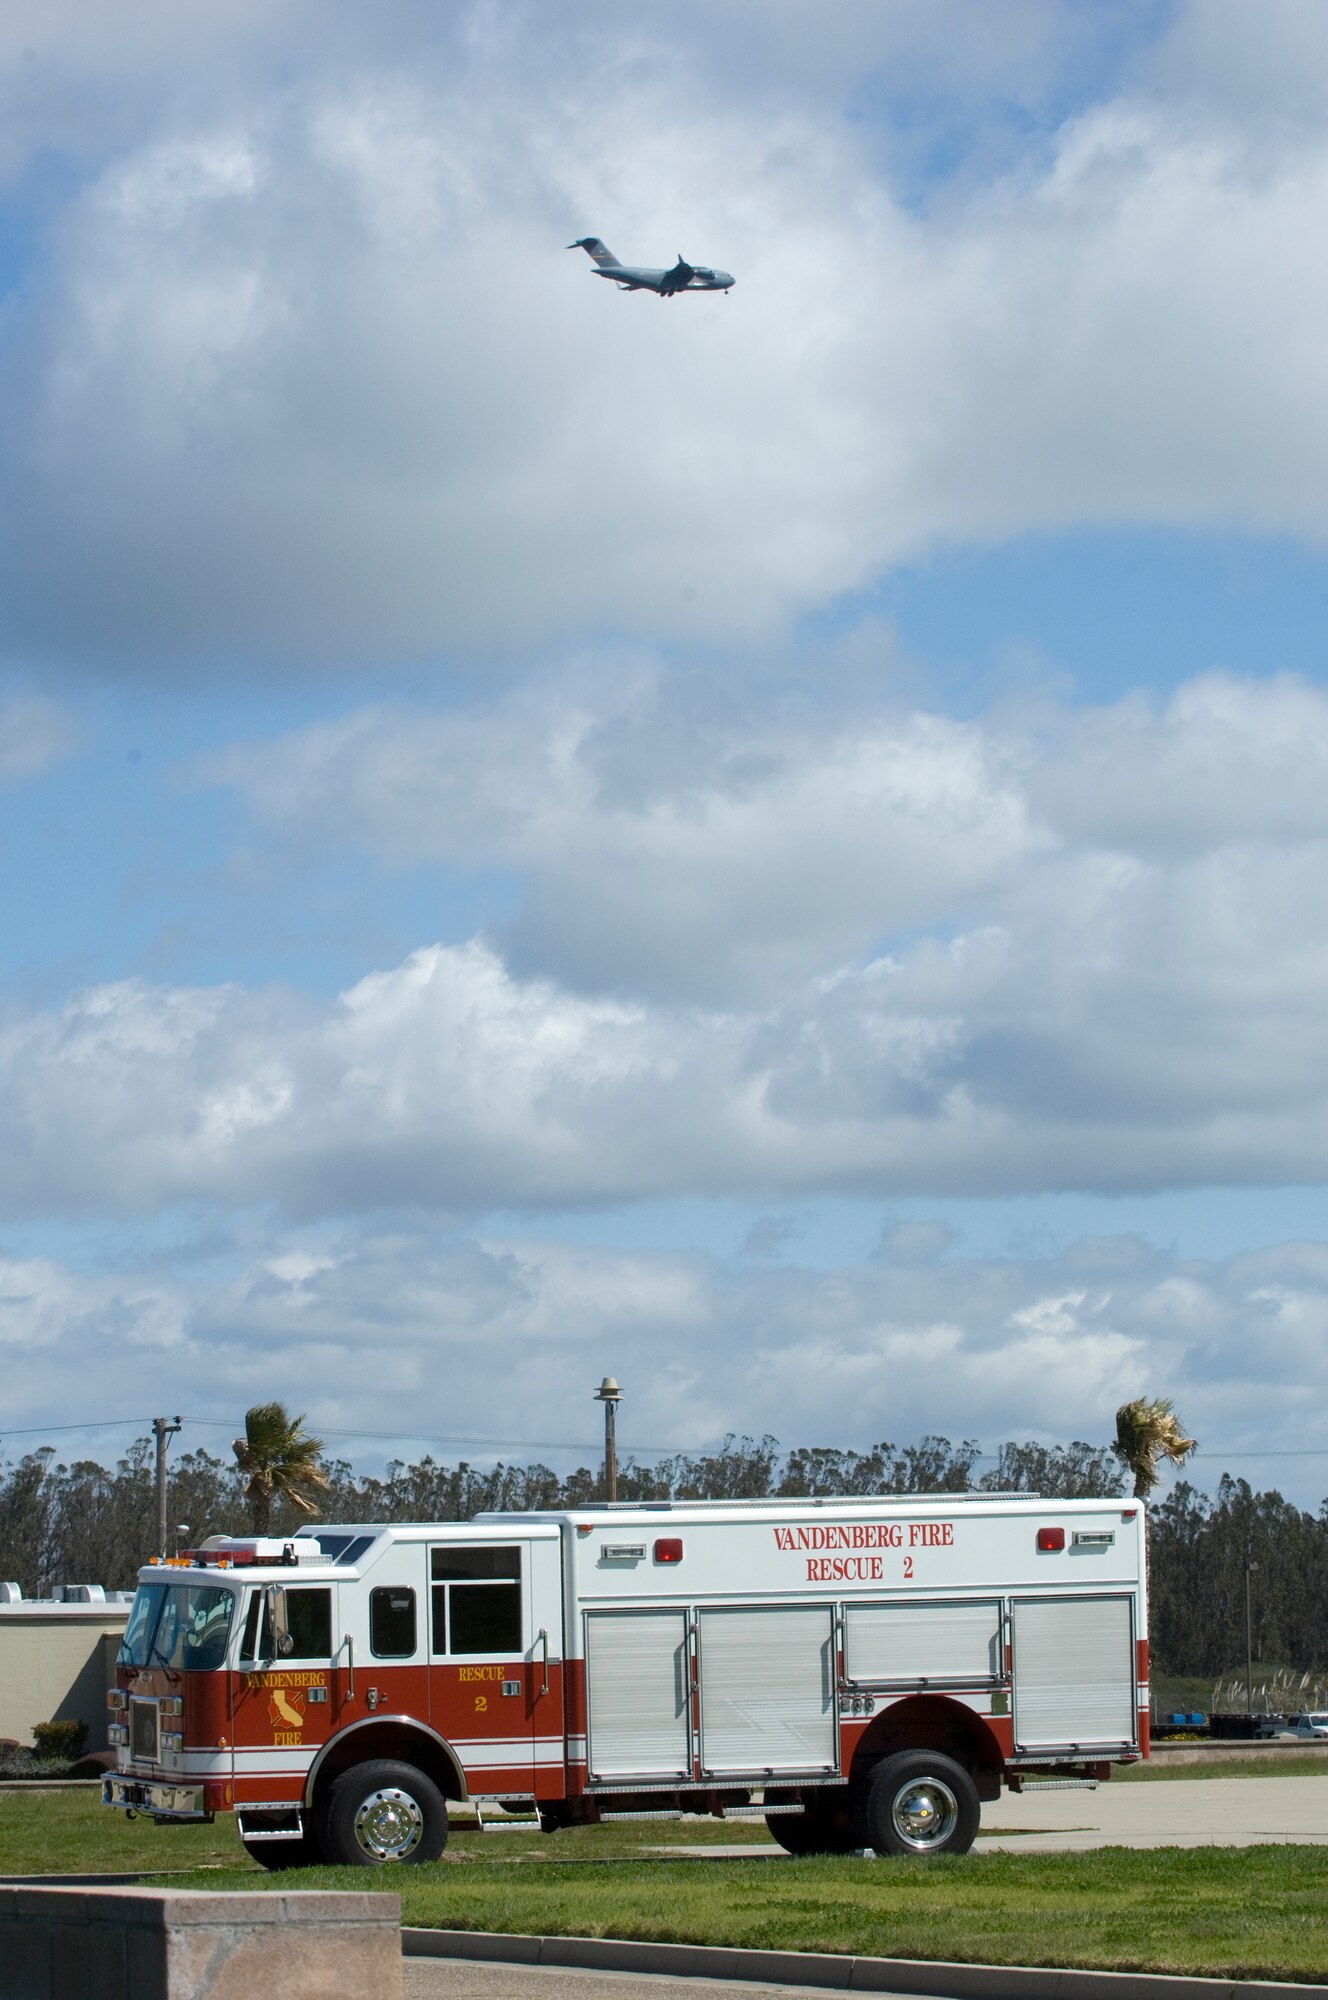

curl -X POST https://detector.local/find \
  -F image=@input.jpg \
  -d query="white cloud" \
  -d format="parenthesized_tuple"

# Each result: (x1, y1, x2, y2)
(1, 851, 1327, 1219)
(199, 673, 1038, 1003)
(0, 692, 80, 785)
(5, 1222, 1327, 1509)
(7, 13, 1328, 670)
(175, 665, 1328, 1200)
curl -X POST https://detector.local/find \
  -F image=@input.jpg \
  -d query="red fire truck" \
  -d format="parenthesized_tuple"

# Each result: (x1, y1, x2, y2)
(103, 1494, 1147, 1865)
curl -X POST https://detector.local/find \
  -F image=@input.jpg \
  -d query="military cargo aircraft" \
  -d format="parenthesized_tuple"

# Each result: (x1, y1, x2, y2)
(568, 238, 735, 296)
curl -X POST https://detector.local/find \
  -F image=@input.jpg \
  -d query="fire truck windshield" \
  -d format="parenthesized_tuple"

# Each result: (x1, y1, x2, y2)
(118, 1582, 236, 1672)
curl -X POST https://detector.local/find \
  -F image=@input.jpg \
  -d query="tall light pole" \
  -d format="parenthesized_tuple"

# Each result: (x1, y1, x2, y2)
(153, 1416, 182, 1558)
(1245, 1559, 1259, 1718)
(594, 1377, 622, 1502)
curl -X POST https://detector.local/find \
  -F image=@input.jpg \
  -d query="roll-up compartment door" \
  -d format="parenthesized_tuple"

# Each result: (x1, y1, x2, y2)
(844, 1599, 1002, 1687)
(697, 1605, 837, 1777)
(1011, 1594, 1136, 1752)
(585, 1609, 691, 1781)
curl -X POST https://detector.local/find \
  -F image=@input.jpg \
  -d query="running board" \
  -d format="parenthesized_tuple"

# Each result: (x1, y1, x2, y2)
(599, 1804, 804, 1824)
(1015, 1778, 1099, 1791)
(236, 1809, 305, 1840)
(473, 1803, 541, 1832)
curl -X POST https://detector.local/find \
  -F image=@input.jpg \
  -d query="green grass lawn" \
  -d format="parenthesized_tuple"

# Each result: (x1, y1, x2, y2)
(140, 1847, 1328, 1982)
(4, 1791, 1328, 1981)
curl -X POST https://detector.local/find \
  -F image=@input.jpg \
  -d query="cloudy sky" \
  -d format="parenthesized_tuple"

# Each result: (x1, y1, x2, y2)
(3, 0, 1328, 1504)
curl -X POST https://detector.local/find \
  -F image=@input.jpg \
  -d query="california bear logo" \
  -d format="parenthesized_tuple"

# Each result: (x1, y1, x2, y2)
(268, 1687, 305, 1731)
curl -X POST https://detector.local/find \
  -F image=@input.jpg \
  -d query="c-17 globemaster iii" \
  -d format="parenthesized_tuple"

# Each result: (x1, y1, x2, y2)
(568, 238, 735, 296)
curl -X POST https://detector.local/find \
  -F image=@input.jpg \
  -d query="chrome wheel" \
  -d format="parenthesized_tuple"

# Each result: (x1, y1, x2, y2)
(890, 1776, 960, 1851)
(352, 1785, 425, 1861)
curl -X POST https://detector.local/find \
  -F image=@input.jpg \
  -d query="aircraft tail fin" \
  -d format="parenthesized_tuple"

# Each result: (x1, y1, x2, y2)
(568, 236, 621, 268)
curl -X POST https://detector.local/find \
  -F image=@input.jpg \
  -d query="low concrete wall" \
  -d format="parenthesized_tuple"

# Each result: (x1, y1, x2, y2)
(0, 1885, 401, 2000)
(1150, 1736, 1328, 1765)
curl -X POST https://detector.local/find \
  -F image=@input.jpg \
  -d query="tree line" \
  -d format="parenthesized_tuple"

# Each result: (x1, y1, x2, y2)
(1, 1425, 1321, 1677)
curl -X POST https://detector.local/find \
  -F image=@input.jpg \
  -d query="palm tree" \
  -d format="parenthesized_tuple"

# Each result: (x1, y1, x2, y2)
(232, 1402, 330, 1535)
(1112, 1396, 1197, 1500)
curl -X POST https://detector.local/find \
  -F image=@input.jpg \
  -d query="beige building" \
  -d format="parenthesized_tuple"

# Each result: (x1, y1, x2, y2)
(0, 1591, 132, 1752)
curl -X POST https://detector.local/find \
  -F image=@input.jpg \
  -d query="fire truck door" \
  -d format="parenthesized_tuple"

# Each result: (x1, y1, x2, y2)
(428, 1535, 563, 1798)
(697, 1604, 839, 1779)
(1010, 1593, 1137, 1755)
(231, 1581, 340, 1805)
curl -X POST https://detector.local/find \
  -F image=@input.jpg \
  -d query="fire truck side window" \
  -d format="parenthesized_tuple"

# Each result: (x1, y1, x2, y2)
(284, 1588, 333, 1657)
(239, 1586, 333, 1662)
(240, 1591, 264, 1662)
(430, 1544, 522, 1655)
(370, 1587, 417, 1657)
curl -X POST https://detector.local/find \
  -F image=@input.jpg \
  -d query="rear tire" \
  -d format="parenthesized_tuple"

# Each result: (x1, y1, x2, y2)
(317, 1759, 449, 1866)
(859, 1751, 979, 1857)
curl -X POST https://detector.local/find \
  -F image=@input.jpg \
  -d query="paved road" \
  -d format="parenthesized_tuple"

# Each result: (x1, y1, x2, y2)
(639, 1773, 1328, 1856)
(975, 1771, 1328, 1850)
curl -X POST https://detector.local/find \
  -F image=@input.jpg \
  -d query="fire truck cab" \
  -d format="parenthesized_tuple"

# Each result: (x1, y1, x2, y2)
(103, 1495, 1147, 1866)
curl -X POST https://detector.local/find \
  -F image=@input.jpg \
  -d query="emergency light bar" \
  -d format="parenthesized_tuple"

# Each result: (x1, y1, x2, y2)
(193, 1536, 326, 1567)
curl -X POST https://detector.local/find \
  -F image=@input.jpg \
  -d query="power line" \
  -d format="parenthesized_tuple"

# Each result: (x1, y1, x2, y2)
(0, 1419, 155, 1437)
(3, 1415, 1328, 1463)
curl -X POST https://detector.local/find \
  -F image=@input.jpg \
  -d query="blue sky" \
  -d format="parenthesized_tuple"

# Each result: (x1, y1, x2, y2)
(2, 0, 1328, 1505)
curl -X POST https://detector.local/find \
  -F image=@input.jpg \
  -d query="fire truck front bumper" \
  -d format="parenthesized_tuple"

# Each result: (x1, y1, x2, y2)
(102, 1773, 213, 1822)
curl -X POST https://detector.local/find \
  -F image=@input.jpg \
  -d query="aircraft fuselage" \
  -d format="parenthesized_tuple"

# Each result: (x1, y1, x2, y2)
(568, 239, 734, 296)
(595, 264, 735, 293)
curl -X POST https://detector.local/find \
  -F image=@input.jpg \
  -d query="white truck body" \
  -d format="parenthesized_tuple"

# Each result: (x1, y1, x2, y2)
(103, 1493, 1148, 1864)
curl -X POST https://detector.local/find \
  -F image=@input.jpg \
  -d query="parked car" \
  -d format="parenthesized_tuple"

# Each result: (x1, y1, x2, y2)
(1295, 1713, 1328, 1738)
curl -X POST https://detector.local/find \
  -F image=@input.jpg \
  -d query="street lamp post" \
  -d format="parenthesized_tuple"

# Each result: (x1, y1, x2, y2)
(1245, 1560, 1259, 1718)
(594, 1377, 622, 1502)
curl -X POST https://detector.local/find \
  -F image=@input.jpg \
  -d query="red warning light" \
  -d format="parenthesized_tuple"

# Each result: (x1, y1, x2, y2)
(654, 1538, 683, 1563)
(1037, 1527, 1066, 1552)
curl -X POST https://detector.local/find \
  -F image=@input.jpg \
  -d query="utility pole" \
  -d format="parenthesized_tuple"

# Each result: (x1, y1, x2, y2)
(153, 1417, 182, 1558)
(1245, 1559, 1259, 1718)
(594, 1377, 622, 1503)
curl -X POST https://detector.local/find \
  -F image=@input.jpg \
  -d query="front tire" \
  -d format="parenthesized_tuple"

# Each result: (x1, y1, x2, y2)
(859, 1751, 979, 1857)
(317, 1759, 449, 1866)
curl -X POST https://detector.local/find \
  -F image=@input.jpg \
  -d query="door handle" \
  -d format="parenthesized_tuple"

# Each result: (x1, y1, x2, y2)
(537, 1626, 549, 1697)
(343, 1633, 354, 1700)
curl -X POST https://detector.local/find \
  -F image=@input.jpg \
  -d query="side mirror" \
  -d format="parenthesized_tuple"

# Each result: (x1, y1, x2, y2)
(264, 1583, 295, 1658)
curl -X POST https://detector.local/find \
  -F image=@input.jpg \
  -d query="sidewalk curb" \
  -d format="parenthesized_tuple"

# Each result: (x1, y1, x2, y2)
(401, 1929, 1328, 2000)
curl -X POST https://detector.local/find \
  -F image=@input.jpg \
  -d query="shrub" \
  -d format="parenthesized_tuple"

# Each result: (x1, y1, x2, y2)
(31, 1719, 87, 1761)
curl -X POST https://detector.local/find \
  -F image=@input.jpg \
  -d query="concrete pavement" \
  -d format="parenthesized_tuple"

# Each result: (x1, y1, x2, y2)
(645, 1773, 1328, 1856)
(404, 1965, 938, 2000)
(973, 1771, 1328, 1851)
